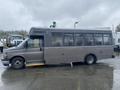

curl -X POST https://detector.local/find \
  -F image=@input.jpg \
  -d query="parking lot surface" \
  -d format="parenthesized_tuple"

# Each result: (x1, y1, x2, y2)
(0, 54, 120, 90)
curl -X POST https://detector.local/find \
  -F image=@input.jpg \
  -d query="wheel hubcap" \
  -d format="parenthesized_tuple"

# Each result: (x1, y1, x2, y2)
(14, 60, 23, 68)
(15, 60, 21, 65)
(87, 56, 94, 64)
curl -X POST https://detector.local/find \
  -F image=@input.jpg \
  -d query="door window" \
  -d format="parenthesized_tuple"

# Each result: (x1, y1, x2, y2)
(27, 39, 40, 48)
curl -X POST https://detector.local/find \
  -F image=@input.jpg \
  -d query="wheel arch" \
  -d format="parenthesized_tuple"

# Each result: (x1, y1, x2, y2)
(10, 56, 25, 63)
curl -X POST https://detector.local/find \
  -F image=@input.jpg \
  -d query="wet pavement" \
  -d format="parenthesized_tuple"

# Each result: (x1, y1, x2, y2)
(0, 54, 120, 90)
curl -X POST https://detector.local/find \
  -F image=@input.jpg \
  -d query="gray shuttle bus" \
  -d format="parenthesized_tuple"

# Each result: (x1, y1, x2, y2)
(1, 27, 114, 69)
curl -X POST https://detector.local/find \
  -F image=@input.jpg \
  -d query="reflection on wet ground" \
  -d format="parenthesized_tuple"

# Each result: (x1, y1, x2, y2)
(0, 63, 113, 90)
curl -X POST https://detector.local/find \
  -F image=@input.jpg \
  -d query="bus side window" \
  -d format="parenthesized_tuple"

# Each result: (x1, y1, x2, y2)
(103, 34, 112, 45)
(84, 34, 94, 46)
(64, 34, 74, 46)
(75, 34, 84, 46)
(51, 33, 63, 47)
(94, 34, 103, 45)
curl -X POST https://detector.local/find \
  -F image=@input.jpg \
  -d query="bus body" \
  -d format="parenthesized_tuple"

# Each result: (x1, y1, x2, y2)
(1, 27, 114, 69)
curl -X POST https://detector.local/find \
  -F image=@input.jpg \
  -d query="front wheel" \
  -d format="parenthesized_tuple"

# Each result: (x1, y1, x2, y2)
(84, 55, 97, 65)
(11, 57, 25, 69)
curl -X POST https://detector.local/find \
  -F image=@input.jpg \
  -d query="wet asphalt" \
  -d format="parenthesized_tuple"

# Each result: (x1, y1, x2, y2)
(0, 54, 120, 90)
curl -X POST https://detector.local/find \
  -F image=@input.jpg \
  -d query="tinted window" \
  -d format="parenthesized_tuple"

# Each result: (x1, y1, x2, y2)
(84, 34, 94, 46)
(94, 34, 103, 45)
(75, 34, 84, 46)
(103, 34, 112, 45)
(64, 34, 74, 46)
(52, 33, 63, 46)
(27, 39, 40, 48)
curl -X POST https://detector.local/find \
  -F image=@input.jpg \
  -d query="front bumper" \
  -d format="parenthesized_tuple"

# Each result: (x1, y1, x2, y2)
(1, 58, 9, 66)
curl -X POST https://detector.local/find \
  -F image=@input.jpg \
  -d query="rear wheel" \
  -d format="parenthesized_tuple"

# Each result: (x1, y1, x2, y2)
(11, 57, 25, 69)
(84, 55, 97, 65)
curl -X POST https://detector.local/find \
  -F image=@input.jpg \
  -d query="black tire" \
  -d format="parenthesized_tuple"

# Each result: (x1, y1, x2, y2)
(11, 57, 25, 69)
(84, 54, 97, 65)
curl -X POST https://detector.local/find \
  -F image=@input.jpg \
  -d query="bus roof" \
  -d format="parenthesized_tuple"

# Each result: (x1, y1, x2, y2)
(29, 27, 112, 37)
(9, 34, 23, 37)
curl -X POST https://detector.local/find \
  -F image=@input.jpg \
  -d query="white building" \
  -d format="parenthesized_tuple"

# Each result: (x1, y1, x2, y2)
(114, 32, 120, 45)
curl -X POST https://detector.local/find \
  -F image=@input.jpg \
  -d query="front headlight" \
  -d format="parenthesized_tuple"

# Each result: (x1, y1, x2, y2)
(3, 52, 7, 59)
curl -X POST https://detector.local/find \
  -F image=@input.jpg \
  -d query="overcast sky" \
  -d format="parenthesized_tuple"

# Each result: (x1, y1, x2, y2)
(0, 0, 120, 31)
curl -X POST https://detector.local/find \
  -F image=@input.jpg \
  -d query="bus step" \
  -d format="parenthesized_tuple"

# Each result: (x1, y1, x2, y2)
(26, 63, 45, 67)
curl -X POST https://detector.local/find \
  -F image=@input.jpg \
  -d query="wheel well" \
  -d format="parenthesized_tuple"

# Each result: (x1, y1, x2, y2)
(10, 56, 25, 63)
(84, 53, 97, 61)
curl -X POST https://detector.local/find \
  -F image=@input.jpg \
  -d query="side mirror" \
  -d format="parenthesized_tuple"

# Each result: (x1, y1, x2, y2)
(25, 41, 28, 48)
(40, 47, 42, 51)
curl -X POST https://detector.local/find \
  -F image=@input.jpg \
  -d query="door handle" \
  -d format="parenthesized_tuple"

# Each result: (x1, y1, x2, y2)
(62, 53, 64, 55)
(40, 47, 42, 51)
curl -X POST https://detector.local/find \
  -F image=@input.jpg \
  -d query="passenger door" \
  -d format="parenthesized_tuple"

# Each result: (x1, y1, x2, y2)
(24, 38, 44, 63)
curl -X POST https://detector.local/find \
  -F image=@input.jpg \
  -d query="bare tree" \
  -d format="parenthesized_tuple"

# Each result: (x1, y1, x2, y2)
(18, 30, 28, 38)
